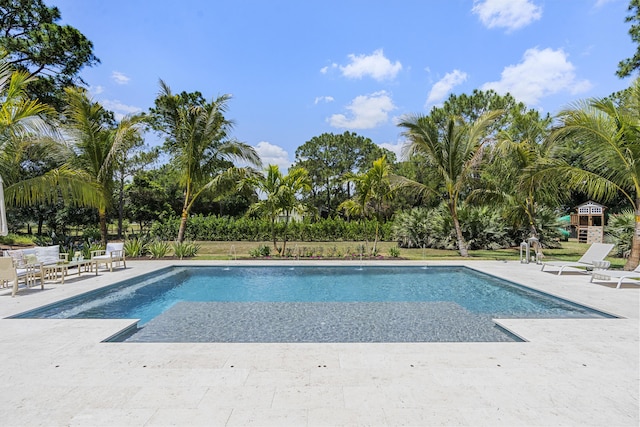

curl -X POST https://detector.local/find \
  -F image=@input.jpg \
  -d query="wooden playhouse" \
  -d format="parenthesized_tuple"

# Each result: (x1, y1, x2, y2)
(570, 200, 606, 244)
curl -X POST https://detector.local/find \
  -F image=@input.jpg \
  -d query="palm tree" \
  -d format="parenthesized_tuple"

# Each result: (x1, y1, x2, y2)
(552, 78, 640, 270)
(62, 87, 144, 245)
(471, 110, 564, 241)
(1, 58, 102, 222)
(151, 80, 261, 242)
(248, 164, 310, 255)
(398, 110, 502, 256)
(339, 155, 395, 253)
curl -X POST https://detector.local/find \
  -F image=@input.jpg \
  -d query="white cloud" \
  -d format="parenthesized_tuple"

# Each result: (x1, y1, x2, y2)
(320, 63, 338, 74)
(481, 47, 592, 106)
(101, 99, 142, 121)
(314, 96, 334, 105)
(472, 0, 542, 32)
(328, 91, 396, 129)
(254, 141, 292, 172)
(594, 0, 616, 7)
(89, 85, 104, 96)
(377, 141, 404, 161)
(111, 71, 130, 85)
(339, 49, 402, 81)
(425, 70, 468, 107)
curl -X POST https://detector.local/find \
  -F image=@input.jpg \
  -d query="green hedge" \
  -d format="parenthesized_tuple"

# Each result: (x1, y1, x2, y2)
(149, 215, 392, 242)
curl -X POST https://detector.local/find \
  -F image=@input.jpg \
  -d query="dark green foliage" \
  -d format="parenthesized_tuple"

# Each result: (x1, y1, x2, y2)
(617, 0, 640, 78)
(0, 0, 100, 109)
(392, 203, 563, 250)
(292, 132, 395, 217)
(149, 215, 391, 242)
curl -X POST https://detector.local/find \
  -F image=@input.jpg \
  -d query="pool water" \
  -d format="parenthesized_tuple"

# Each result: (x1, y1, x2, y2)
(12, 266, 613, 343)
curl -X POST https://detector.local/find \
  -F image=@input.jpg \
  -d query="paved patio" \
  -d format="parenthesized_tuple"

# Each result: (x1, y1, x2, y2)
(0, 260, 638, 426)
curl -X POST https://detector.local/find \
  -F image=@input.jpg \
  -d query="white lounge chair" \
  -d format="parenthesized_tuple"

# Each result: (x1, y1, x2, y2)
(540, 243, 614, 275)
(91, 242, 126, 274)
(0, 257, 43, 297)
(590, 264, 640, 288)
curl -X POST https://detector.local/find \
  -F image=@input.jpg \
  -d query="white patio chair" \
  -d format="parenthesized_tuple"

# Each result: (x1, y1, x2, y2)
(91, 242, 126, 274)
(590, 264, 640, 288)
(540, 243, 614, 275)
(0, 257, 43, 297)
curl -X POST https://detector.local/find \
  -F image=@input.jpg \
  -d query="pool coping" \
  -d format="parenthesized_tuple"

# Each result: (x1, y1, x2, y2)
(0, 259, 638, 426)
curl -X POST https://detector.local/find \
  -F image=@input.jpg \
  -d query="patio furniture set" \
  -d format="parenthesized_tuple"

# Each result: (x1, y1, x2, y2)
(0, 242, 126, 296)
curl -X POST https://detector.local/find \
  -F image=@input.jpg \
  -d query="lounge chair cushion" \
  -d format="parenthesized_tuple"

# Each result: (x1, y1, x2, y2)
(5, 250, 25, 268)
(105, 243, 123, 255)
(34, 245, 60, 265)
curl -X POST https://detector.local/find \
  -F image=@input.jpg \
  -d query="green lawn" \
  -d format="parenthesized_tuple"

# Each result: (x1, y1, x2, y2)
(191, 239, 625, 268)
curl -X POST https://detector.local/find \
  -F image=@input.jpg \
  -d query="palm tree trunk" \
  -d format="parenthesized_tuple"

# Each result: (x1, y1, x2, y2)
(624, 200, 640, 270)
(449, 201, 468, 257)
(373, 219, 379, 254)
(177, 211, 188, 243)
(99, 209, 108, 247)
(271, 217, 278, 253)
(282, 213, 289, 255)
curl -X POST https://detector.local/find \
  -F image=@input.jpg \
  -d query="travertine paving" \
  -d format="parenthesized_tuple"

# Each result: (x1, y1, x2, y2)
(0, 260, 638, 426)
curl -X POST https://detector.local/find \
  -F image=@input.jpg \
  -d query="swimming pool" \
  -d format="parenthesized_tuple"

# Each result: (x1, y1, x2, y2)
(12, 266, 614, 343)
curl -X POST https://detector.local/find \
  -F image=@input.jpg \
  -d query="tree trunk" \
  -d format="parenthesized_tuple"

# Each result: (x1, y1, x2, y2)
(282, 213, 289, 255)
(117, 176, 125, 239)
(624, 201, 640, 270)
(449, 202, 468, 257)
(373, 219, 379, 254)
(99, 210, 108, 247)
(177, 210, 188, 243)
(271, 217, 278, 253)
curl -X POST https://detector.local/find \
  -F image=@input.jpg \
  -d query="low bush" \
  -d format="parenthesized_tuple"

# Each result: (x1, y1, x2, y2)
(172, 240, 200, 259)
(147, 240, 171, 258)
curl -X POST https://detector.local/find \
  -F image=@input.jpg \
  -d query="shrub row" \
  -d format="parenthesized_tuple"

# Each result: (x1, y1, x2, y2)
(149, 215, 392, 242)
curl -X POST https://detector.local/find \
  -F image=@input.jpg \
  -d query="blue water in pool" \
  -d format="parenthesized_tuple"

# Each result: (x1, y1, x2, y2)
(12, 266, 613, 343)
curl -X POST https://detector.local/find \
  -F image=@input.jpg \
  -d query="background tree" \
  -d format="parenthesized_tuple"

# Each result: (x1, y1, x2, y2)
(399, 110, 502, 257)
(552, 78, 640, 270)
(339, 155, 395, 253)
(149, 80, 261, 242)
(469, 107, 564, 243)
(293, 132, 394, 217)
(62, 87, 144, 245)
(113, 135, 159, 238)
(617, 0, 640, 78)
(0, 0, 99, 109)
(247, 164, 310, 254)
(125, 172, 173, 235)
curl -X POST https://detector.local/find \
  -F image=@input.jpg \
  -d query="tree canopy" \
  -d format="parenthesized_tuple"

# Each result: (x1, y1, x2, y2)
(618, 0, 640, 78)
(0, 0, 99, 108)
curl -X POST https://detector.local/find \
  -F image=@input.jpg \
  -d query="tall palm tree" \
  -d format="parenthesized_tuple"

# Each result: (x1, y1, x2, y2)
(151, 80, 261, 242)
(339, 155, 394, 253)
(398, 110, 502, 256)
(552, 78, 640, 270)
(1, 58, 102, 220)
(62, 87, 144, 245)
(248, 164, 310, 254)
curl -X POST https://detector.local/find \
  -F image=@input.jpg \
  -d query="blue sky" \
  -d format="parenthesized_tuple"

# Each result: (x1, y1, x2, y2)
(54, 0, 635, 170)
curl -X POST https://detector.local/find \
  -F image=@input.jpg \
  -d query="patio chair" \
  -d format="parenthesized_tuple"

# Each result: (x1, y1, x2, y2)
(91, 242, 126, 274)
(540, 243, 614, 275)
(590, 264, 640, 288)
(0, 257, 43, 297)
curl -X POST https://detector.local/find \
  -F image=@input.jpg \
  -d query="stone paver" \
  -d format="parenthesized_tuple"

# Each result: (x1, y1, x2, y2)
(0, 260, 638, 426)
